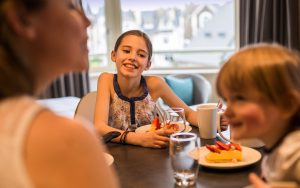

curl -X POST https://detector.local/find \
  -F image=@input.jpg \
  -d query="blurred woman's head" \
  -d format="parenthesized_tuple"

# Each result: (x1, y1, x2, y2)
(0, 0, 90, 98)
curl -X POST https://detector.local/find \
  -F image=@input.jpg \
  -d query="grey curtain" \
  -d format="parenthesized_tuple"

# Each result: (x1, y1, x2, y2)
(40, 71, 90, 98)
(240, 0, 300, 50)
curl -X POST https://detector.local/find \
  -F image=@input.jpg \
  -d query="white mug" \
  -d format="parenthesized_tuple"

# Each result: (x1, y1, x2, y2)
(197, 103, 264, 147)
(196, 103, 226, 139)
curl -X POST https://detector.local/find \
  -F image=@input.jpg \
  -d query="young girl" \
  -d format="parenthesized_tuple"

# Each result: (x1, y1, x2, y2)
(216, 43, 300, 186)
(94, 30, 212, 148)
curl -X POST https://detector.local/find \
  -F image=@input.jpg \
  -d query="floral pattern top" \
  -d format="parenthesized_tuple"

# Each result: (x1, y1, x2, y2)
(108, 74, 156, 130)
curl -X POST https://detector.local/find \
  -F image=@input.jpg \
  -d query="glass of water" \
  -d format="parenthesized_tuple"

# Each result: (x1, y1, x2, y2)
(169, 132, 199, 186)
(163, 107, 187, 131)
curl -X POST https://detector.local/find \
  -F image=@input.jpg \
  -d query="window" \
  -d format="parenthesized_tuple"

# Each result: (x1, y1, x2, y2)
(82, 0, 237, 72)
(82, 0, 107, 69)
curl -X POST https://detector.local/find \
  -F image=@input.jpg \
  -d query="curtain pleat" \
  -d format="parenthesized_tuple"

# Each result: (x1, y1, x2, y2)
(40, 71, 90, 99)
(240, 0, 300, 50)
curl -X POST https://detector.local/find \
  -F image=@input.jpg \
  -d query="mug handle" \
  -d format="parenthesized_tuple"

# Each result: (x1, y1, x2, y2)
(217, 111, 231, 143)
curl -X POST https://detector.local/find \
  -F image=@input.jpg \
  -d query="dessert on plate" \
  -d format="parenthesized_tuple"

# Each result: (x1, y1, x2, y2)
(149, 117, 179, 132)
(205, 141, 242, 163)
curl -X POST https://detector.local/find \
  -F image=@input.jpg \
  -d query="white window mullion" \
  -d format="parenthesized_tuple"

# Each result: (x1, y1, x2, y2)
(105, 0, 122, 56)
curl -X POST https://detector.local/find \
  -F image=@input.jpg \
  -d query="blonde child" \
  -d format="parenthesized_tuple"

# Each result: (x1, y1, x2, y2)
(94, 30, 226, 148)
(216, 43, 300, 186)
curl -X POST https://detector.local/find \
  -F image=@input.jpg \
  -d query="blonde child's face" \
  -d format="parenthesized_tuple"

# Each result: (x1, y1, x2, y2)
(111, 35, 150, 78)
(221, 86, 291, 147)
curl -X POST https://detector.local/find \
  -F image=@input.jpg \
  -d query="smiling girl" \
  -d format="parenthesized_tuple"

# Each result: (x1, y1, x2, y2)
(216, 43, 300, 186)
(94, 30, 202, 148)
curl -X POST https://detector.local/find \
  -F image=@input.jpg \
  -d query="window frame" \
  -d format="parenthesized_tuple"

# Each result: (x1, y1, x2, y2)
(87, 0, 240, 74)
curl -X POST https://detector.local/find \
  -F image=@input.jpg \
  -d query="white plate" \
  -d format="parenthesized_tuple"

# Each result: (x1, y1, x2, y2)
(104, 153, 114, 166)
(190, 146, 261, 169)
(135, 122, 192, 133)
(233, 138, 265, 148)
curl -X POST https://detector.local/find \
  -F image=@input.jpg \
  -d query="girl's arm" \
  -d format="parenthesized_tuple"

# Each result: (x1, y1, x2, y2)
(148, 76, 228, 130)
(146, 76, 198, 126)
(94, 73, 125, 142)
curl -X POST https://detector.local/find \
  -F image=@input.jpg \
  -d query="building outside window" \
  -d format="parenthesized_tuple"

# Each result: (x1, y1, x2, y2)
(82, 0, 237, 73)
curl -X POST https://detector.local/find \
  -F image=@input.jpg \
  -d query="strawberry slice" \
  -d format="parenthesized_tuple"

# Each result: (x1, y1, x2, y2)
(230, 143, 242, 151)
(216, 141, 230, 151)
(206, 144, 221, 153)
(152, 117, 160, 130)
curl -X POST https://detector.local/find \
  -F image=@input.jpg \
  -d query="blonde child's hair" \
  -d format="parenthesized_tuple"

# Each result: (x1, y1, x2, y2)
(217, 43, 300, 126)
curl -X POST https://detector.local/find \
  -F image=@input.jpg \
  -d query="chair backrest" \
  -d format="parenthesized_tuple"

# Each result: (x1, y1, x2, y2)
(74, 91, 97, 123)
(189, 74, 212, 104)
(166, 74, 212, 105)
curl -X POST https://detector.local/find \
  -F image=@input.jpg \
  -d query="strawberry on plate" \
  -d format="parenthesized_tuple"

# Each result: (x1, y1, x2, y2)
(216, 141, 230, 151)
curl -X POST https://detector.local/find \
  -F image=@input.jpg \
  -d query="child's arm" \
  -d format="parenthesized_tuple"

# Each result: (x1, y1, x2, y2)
(248, 173, 270, 188)
(146, 76, 198, 126)
(94, 73, 124, 140)
(147, 76, 228, 130)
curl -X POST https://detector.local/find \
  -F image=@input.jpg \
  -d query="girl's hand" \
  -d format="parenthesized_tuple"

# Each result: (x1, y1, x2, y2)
(248, 173, 270, 188)
(137, 130, 174, 149)
(220, 114, 229, 131)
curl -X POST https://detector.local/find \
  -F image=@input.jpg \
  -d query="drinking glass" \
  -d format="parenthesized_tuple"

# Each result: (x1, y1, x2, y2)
(169, 132, 199, 186)
(163, 107, 186, 131)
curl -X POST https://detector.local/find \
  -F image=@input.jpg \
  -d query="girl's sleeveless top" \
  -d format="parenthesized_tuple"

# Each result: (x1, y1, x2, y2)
(0, 96, 43, 188)
(108, 74, 156, 130)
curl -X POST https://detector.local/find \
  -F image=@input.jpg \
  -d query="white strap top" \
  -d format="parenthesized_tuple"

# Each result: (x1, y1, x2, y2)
(261, 130, 300, 183)
(0, 96, 43, 188)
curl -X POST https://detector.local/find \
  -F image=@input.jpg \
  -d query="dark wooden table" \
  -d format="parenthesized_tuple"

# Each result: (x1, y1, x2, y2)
(106, 127, 262, 188)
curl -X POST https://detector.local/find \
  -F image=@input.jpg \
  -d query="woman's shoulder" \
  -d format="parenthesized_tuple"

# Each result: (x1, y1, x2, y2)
(27, 109, 99, 170)
(26, 110, 118, 187)
(30, 109, 95, 145)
